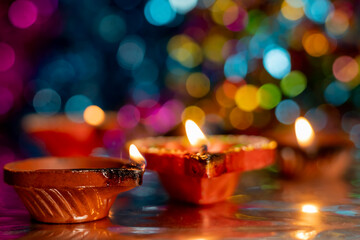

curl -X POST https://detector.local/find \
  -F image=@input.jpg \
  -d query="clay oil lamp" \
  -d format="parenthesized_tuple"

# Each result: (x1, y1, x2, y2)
(3, 145, 145, 223)
(271, 117, 353, 179)
(130, 120, 276, 205)
(22, 109, 118, 157)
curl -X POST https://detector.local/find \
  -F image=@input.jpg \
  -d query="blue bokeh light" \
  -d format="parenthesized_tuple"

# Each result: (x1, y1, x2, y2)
(304, 107, 327, 131)
(324, 81, 350, 106)
(263, 46, 291, 79)
(224, 53, 248, 79)
(65, 95, 92, 123)
(144, 0, 176, 26)
(98, 14, 126, 43)
(304, 0, 332, 24)
(275, 99, 300, 124)
(117, 35, 146, 70)
(169, 0, 198, 14)
(33, 88, 62, 115)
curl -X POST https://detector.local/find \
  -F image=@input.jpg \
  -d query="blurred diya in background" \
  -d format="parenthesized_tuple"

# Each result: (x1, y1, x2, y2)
(130, 120, 276, 205)
(22, 108, 118, 156)
(266, 117, 354, 179)
(3, 145, 145, 223)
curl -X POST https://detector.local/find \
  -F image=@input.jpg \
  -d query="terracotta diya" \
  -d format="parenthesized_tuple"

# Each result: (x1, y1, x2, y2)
(3, 154, 145, 223)
(22, 112, 118, 157)
(130, 120, 276, 205)
(266, 117, 353, 179)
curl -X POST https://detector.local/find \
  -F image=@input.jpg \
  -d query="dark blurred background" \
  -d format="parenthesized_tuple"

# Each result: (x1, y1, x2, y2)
(0, 0, 360, 161)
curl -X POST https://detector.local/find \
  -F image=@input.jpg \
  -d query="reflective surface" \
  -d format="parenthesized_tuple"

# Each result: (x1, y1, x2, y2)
(2, 156, 360, 239)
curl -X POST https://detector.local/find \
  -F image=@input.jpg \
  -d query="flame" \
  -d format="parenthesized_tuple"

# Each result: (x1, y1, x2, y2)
(301, 204, 318, 213)
(294, 230, 317, 240)
(295, 117, 315, 148)
(129, 144, 146, 169)
(185, 120, 207, 147)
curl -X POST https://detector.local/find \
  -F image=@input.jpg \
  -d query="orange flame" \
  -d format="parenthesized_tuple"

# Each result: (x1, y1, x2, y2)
(185, 120, 207, 147)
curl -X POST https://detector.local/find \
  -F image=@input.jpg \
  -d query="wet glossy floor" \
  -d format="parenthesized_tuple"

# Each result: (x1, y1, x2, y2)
(2, 159, 360, 239)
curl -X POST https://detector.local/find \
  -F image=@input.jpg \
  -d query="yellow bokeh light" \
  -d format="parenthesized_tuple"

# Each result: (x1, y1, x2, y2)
(83, 105, 105, 126)
(301, 204, 318, 213)
(234, 84, 259, 112)
(211, 0, 236, 25)
(229, 107, 253, 130)
(281, 1, 304, 21)
(302, 32, 329, 57)
(186, 73, 211, 98)
(326, 10, 349, 37)
(181, 106, 206, 126)
(185, 120, 208, 146)
(167, 35, 203, 68)
(203, 34, 228, 63)
(295, 117, 315, 148)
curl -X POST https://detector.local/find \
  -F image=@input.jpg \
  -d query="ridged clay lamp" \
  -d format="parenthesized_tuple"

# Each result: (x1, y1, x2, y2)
(3, 148, 145, 223)
(129, 120, 277, 205)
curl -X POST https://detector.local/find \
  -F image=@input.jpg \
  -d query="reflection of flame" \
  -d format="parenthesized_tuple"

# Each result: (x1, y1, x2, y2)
(295, 117, 315, 148)
(129, 144, 146, 170)
(185, 120, 207, 147)
(301, 204, 318, 213)
(294, 230, 317, 240)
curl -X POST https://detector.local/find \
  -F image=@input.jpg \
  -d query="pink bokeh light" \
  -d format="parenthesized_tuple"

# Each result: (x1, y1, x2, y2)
(8, 0, 38, 29)
(0, 43, 15, 72)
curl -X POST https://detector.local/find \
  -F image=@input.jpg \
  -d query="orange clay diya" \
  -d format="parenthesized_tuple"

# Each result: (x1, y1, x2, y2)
(266, 117, 353, 179)
(22, 112, 118, 157)
(3, 153, 145, 223)
(130, 120, 276, 205)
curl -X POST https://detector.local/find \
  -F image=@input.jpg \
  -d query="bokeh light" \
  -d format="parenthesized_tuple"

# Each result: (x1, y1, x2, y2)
(186, 72, 210, 98)
(275, 99, 300, 124)
(305, 107, 328, 131)
(224, 53, 247, 78)
(132, 59, 159, 83)
(8, 0, 38, 29)
(341, 111, 360, 133)
(332, 56, 359, 83)
(304, 0, 332, 24)
(65, 95, 92, 123)
(324, 81, 350, 106)
(325, 10, 350, 37)
(0, 43, 15, 72)
(223, 5, 248, 32)
(144, 0, 176, 26)
(117, 35, 146, 70)
(281, 1, 304, 21)
(235, 84, 259, 112)
(169, 0, 197, 14)
(281, 71, 307, 97)
(117, 104, 141, 129)
(99, 14, 126, 43)
(181, 105, 205, 126)
(167, 34, 203, 68)
(33, 88, 61, 116)
(229, 107, 253, 130)
(263, 47, 291, 79)
(302, 32, 329, 57)
(83, 105, 105, 126)
(203, 34, 227, 63)
(257, 83, 282, 110)
(0, 87, 14, 115)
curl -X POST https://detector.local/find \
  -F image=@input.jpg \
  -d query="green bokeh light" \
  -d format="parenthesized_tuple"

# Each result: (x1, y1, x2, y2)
(257, 83, 282, 109)
(280, 71, 307, 97)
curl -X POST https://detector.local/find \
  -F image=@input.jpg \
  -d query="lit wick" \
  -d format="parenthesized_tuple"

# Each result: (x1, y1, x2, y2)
(129, 144, 146, 170)
(295, 117, 316, 156)
(185, 120, 208, 154)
